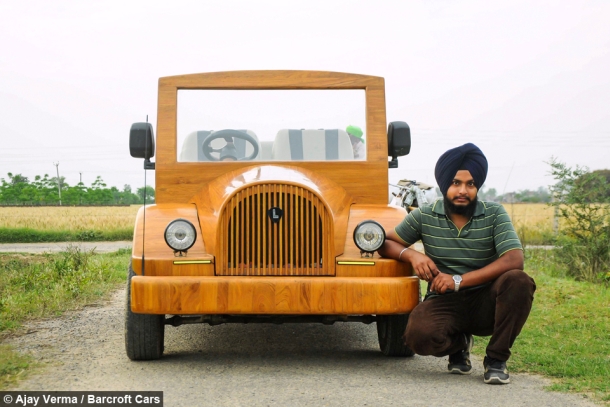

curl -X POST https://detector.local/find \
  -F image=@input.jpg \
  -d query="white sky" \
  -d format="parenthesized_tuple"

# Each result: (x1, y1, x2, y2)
(0, 0, 608, 194)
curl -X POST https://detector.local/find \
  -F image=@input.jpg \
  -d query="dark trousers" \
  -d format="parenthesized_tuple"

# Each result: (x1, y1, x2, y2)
(403, 269, 536, 361)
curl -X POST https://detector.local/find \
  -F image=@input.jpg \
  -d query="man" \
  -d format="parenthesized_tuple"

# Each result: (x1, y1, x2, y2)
(379, 143, 535, 384)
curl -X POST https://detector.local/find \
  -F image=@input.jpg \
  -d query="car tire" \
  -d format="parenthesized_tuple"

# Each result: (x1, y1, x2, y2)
(376, 314, 415, 357)
(125, 266, 165, 360)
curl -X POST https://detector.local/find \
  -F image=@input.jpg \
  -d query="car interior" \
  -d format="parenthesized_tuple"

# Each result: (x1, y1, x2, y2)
(179, 128, 357, 162)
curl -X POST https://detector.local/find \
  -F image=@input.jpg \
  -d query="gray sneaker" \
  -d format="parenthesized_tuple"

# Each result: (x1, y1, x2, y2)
(483, 356, 510, 384)
(448, 334, 473, 375)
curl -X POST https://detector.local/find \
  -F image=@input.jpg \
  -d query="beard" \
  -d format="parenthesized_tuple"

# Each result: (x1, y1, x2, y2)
(444, 194, 478, 219)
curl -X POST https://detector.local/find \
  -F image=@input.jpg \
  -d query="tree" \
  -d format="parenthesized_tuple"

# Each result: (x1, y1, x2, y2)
(575, 169, 610, 202)
(0, 173, 33, 203)
(32, 174, 60, 204)
(8, 173, 29, 185)
(478, 186, 498, 202)
(85, 176, 113, 204)
(118, 184, 140, 204)
(513, 187, 551, 203)
(548, 158, 610, 283)
(137, 185, 155, 204)
(0, 172, 154, 206)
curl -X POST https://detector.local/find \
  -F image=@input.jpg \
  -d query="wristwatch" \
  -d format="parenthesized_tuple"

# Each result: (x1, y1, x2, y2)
(452, 275, 462, 292)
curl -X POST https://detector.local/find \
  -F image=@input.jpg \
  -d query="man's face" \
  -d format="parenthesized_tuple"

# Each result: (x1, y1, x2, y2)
(446, 170, 478, 207)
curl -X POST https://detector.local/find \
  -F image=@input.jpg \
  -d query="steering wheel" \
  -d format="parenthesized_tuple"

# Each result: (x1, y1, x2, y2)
(202, 129, 259, 161)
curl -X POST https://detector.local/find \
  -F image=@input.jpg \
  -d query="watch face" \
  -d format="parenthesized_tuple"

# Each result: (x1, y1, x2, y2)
(453, 275, 462, 282)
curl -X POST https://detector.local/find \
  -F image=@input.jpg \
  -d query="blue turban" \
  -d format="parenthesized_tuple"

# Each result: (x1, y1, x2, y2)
(434, 143, 488, 195)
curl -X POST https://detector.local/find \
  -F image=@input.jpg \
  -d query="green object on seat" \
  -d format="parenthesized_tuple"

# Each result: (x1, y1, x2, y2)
(346, 125, 363, 140)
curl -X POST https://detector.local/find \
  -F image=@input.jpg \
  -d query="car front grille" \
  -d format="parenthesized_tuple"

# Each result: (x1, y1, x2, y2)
(217, 184, 333, 276)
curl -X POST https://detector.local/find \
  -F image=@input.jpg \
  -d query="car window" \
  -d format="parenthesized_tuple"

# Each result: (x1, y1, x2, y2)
(177, 90, 366, 162)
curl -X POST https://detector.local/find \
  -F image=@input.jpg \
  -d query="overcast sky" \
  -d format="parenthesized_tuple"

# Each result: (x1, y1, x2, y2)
(1, 0, 608, 194)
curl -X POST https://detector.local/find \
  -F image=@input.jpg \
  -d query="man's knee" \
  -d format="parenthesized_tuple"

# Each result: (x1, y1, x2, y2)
(404, 324, 449, 356)
(404, 304, 451, 356)
(496, 269, 536, 300)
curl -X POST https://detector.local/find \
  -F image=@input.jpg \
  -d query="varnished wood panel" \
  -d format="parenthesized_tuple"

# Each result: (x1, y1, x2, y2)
(335, 258, 414, 277)
(131, 275, 420, 315)
(191, 165, 352, 258)
(131, 204, 214, 276)
(342, 204, 411, 258)
(154, 71, 388, 205)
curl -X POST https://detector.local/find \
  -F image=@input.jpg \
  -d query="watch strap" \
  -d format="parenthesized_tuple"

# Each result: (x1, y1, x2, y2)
(452, 275, 462, 292)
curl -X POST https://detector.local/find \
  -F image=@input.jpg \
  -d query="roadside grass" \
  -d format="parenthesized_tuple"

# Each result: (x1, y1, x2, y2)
(0, 206, 138, 243)
(472, 248, 610, 403)
(0, 345, 34, 389)
(0, 248, 129, 332)
(512, 221, 555, 247)
(0, 227, 133, 243)
(0, 248, 130, 389)
(2, 245, 608, 401)
(0, 226, 133, 243)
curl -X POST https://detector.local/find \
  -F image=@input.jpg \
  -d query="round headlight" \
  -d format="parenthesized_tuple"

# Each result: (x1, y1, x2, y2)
(353, 220, 386, 252)
(164, 219, 197, 252)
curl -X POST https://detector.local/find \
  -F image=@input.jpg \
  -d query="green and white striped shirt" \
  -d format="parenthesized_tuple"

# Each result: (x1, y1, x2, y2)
(395, 199, 523, 276)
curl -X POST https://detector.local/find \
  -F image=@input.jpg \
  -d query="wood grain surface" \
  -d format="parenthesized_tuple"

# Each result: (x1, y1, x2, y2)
(129, 71, 419, 312)
(154, 71, 388, 205)
(131, 275, 420, 315)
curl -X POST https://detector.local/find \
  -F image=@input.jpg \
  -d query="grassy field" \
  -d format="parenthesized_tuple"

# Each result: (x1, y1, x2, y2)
(472, 249, 610, 404)
(0, 203, 556, 244)
(0, 206, 139, 242)
(0, 204, 551, 231)
(0, 205, 139, 231)
(0, 248, 129, 388)
(1, 247, 609, 403)
(502, 203, 556, 245)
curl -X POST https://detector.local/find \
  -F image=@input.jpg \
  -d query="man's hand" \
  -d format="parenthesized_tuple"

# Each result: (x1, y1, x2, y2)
(379, 229, 440, 282)
(405, 249, 440, 283)
(430, 273, 455, 294)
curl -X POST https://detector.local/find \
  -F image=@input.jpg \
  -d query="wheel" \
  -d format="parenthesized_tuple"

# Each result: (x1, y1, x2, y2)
(202, 129, 259, 161)
(125, 266, 165, 360)
(376, 314, 415, 357)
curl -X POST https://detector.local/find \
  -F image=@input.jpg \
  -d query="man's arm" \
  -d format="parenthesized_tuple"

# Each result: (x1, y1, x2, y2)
(430, 248, 524, 294)
(379, 229, 440, 282)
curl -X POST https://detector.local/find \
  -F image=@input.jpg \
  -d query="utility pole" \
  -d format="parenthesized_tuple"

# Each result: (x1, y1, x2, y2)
(79, 172, 83, 205)
(552, 191, 559, 235)
(54, 162, 62, 206)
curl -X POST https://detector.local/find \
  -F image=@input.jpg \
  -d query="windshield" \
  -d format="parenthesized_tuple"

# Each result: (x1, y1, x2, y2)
(177, 89, 366, 162)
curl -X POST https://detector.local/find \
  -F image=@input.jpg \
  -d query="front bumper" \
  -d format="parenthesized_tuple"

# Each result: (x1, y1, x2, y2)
(131, 275, 420, 315)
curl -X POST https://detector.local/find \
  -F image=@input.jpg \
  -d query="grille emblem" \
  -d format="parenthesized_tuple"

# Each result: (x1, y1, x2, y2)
(267, 207, 283, 223)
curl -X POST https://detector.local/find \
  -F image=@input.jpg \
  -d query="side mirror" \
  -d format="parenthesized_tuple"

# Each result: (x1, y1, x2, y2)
(130, 123, 155, 169)
(129, 122, 155, 159)
(387, 121, 411, 168)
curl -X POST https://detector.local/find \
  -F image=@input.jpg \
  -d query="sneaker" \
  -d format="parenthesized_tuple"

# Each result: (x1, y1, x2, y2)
(448, 333, 473, 375)
(483, 356, 510, 384)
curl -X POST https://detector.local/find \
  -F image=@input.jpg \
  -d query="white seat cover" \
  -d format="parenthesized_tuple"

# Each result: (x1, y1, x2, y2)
(271, 129, 354, 161)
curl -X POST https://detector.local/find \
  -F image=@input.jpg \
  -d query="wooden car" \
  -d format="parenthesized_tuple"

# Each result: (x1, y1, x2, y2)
(126, 70, 419, 360)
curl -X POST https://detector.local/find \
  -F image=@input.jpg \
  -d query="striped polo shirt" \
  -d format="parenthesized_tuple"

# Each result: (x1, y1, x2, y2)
(394, 199, 523, 276)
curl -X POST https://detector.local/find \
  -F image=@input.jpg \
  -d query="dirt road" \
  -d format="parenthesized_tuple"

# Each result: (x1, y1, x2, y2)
(6, 286, 597, 407)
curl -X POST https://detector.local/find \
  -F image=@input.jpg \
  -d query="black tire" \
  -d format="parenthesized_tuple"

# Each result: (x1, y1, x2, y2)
(125, 266, 165, 360)
(376, 314, 415, 357)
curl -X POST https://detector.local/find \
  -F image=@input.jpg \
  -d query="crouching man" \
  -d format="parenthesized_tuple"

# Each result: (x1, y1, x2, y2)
(379, 143, 536, 384)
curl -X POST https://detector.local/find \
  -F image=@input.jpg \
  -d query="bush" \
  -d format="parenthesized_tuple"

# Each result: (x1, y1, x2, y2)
(548, 159, 610, 283)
